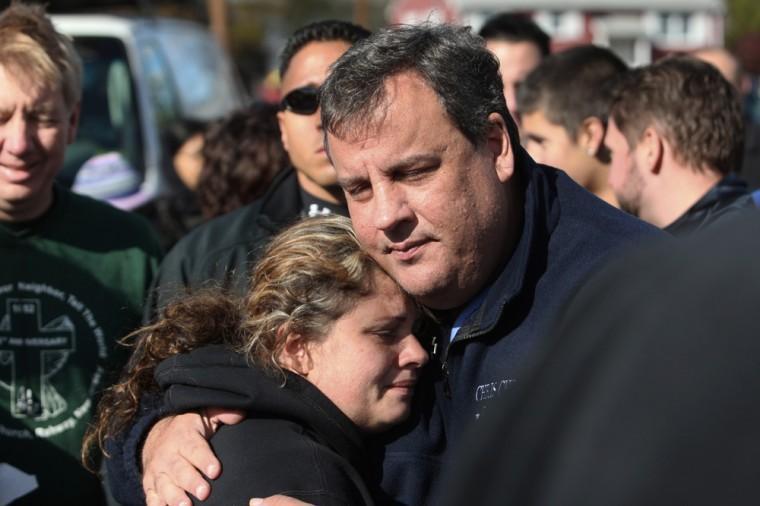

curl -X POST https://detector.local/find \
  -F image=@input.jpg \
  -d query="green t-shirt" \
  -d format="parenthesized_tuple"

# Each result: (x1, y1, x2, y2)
(0, 188, 161, 504)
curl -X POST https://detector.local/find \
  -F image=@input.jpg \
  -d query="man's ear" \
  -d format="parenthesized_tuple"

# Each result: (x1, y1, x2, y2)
(66, 101, 81, 144)
(577, 116, 605, 158)
(278, 330, 313, 376)
(486, 112, 515, 183)
(638, 126, 664, 175)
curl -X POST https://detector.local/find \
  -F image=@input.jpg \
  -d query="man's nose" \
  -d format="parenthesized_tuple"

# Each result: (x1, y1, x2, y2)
(4, 116, 32, 157)
(372, 184, 413, 232)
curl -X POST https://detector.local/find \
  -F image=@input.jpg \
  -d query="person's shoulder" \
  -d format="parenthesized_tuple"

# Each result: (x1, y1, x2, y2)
(60, 188, 162, 255)
(551, 169, 660, 241)
(153, 169, 302, 301)
(205, 419, 370, 506)
(532, 167, 666, 282)
(170, 166, 302, 256)
(174, 199, 268, 254)
(65, 187, 146, 227)
(157, 200, 270, 284)
(212, 416, 352, 461)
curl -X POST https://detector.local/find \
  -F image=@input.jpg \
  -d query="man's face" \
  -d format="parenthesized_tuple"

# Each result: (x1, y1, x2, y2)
(485, 39, 543, 125)
(329, 72, 516, 310)
(0, 64, 78, 218)
(521, 109, 596, 187)
(605, 118, 645, 216)
(278, 40, 351, 202)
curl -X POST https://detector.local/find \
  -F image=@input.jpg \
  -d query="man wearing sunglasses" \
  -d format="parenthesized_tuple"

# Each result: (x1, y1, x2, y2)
(141, 20, 370, 318)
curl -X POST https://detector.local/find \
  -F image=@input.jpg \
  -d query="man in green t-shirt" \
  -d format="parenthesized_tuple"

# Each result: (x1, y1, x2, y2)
(0, 4, 161, 504)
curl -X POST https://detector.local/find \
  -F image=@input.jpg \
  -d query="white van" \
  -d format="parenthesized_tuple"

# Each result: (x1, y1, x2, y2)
(52, 14, 247, 206)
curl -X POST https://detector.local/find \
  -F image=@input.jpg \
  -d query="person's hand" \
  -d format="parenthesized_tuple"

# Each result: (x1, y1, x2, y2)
(250, 496, 314, 506)
(142, 409, 245, 506)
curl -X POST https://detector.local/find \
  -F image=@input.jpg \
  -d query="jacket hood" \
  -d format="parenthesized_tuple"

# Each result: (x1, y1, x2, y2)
(155, 345, 368, 473)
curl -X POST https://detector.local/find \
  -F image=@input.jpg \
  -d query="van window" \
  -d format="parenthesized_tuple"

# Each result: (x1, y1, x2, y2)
(138, 38, 182, 130)
(155, 25, 242, 120)
(60, 36, 143, 187)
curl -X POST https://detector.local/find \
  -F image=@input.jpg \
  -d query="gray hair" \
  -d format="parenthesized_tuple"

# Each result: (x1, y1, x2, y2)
(321, 23, 519, 149)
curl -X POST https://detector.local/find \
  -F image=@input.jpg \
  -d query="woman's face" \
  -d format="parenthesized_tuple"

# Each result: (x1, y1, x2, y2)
(306, 272, 429, 432)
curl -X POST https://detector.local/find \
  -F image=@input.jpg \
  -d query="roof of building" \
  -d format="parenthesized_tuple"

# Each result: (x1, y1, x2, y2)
(453, 0, 723, 12)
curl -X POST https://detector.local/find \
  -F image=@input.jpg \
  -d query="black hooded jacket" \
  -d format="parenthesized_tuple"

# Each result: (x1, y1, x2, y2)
(155, 345, 376, 506)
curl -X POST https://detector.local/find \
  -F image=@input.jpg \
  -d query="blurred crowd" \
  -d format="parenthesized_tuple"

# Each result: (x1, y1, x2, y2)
(1, 3, 759, 506)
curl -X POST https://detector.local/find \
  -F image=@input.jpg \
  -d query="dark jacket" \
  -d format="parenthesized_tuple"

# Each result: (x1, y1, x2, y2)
(664, 175, 755, 236)
(373, 157, 663, 505)
(144, 167, 347, 316)
(155, 346, 376, 506)
(439, 214, 760, 506)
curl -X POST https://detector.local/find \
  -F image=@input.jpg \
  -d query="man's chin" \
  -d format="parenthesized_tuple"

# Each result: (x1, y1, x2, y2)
(0, 180, 53, 208)
(618, 198, 640, 217)
(392, 272, 453, 309)
(0, 186, 35, 203)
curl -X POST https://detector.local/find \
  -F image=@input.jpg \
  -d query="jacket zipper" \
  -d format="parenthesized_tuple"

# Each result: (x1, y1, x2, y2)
(437, 308, 505, 400)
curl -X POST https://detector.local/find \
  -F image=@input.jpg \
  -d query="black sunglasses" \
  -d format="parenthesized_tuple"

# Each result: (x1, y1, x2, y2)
(280, 85, 321, 115)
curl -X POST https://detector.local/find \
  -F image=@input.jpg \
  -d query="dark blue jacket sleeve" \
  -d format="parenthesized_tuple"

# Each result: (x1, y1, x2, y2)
(104, 395, 164, 505)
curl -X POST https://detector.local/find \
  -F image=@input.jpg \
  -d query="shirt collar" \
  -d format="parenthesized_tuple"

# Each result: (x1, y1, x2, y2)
(453, 154, 558, 341)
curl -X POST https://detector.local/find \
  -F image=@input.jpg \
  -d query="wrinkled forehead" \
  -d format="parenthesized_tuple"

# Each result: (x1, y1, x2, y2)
(325, 70, 449, 147)
(0, 61, 61, 107)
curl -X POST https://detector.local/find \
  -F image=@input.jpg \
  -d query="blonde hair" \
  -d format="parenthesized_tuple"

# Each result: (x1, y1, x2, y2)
(0, 2, 82, 110)
(83, 215, 394, 470)
(238, 214, 381, 369)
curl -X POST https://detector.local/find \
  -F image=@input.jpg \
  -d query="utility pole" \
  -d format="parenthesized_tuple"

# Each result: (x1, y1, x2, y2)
(354, 0, 369, 28)
(206, 0, 229, 51)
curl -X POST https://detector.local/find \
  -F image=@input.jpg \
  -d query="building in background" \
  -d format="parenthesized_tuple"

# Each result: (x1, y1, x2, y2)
(387, 0, 457, 24)
(400, 0, 724, 66)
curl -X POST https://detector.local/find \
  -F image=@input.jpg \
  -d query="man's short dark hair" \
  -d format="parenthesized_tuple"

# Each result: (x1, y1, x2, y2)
(279, 20, 370, 78)
(321, 23, 520, 152)
(478, 13, 550, 57)
(517, 45, 627, 155)
(610, 55, 744, 175)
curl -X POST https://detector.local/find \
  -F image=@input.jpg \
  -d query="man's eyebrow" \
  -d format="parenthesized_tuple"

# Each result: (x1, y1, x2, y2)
(337, 174, 365, 189)
(383, 153, 441, 174)
(336, 153, 442, 189)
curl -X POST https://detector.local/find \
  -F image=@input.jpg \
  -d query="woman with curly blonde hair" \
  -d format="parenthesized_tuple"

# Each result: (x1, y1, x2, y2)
(84, 215, 428, 505)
